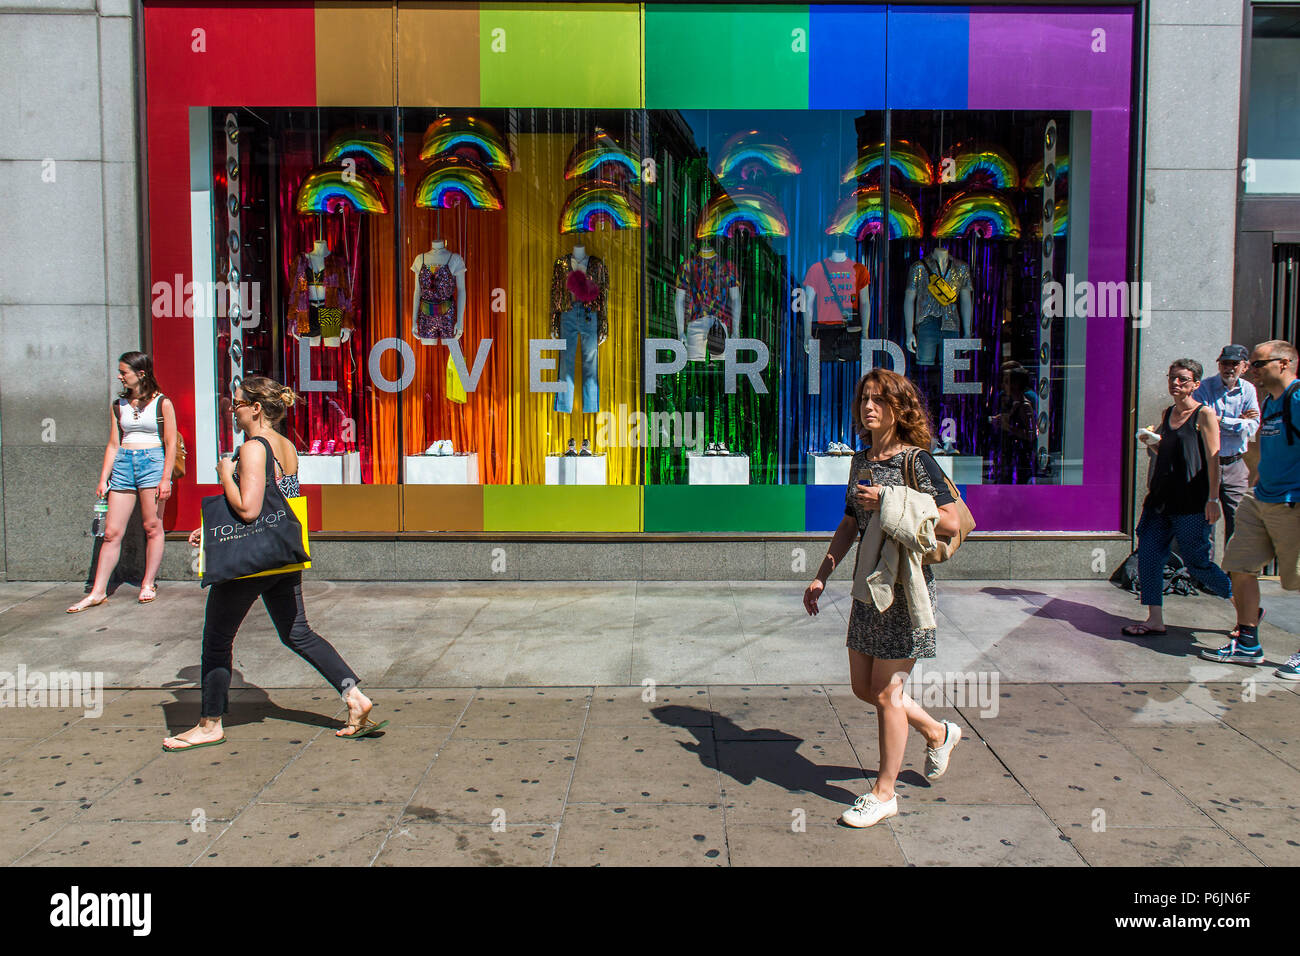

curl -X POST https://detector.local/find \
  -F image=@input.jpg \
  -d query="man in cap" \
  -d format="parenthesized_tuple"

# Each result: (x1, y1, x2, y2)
(1192, 344, 1259, 545)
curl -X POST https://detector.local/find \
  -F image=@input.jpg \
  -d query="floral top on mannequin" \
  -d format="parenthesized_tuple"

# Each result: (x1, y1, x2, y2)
(409, 239, 467, 343)
(288, 239, 354, 347)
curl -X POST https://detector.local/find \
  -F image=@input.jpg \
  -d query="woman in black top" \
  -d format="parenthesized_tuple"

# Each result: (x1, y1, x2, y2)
(1123, 359, 1233, 635)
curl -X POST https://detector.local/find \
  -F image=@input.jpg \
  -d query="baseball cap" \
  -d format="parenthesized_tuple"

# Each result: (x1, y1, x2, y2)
(1217, 344, 1249, 362)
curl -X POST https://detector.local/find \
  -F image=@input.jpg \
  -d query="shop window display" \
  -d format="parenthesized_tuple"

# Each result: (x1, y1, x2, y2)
(199, 105, 1087, 498)
(208, 108, 396, 486)
(886, 111, 1083, 487)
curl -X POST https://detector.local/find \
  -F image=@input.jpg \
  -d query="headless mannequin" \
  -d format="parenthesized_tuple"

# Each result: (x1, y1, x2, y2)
(903, 244, 973, 354)
(304, 239, 352, 348)
(552, 244, 608, 346)
(412, 239, 467, 345)
(675, 243, 741, 358)
(554, 244, 604, 442)
(802, 247, 851, 353)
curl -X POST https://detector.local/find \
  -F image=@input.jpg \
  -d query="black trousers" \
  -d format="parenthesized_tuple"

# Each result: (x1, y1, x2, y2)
(201, 571, 359, 718)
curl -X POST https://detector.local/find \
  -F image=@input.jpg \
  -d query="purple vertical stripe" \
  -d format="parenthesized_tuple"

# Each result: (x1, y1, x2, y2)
(968, 8, 1133, 109)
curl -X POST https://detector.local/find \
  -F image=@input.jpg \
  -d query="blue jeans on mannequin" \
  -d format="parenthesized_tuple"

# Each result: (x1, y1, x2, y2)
(555, 304, 600, 414)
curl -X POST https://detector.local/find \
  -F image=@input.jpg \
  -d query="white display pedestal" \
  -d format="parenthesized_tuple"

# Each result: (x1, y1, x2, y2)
(545, 455, 607, 485)
(404, 453, 480, 484)
(932, 454, 985, 485)
(809, 453, 854, 486)
(686, 452, 750, 485)
(297, 451, 361, 484)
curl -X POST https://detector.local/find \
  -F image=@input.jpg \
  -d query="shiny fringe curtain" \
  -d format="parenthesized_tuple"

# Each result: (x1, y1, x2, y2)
(398, 136, 511, 484)
(505, 134, 643, 486)
(644, 155, 779, 485)
(278, 132, 374, 482)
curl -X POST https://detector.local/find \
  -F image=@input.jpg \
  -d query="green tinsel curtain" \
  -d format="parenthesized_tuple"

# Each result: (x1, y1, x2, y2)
(644, 151, 784, 485)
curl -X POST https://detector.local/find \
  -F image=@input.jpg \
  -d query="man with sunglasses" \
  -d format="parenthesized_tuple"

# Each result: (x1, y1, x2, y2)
(1205, 340, 1300, 679)
(1192, 345, 1260, 546)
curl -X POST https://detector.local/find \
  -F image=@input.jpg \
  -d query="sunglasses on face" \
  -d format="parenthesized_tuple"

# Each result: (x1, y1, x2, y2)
(231, 399, 253, 410)
(1250, 357, 1286, 369)
(1167, 376, 1194, 384)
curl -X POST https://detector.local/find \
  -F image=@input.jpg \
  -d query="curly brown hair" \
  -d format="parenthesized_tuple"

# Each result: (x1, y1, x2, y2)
(851, 368, 933, 449)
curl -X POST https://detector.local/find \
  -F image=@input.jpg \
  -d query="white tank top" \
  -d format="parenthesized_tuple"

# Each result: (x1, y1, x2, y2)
(118, 395, 163, 448)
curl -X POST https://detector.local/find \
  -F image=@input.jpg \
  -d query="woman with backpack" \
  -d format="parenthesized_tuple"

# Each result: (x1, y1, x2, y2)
(68, 352, 177, 612)
(802, 368, 968, 828)
(1122, 358, 1232, 636)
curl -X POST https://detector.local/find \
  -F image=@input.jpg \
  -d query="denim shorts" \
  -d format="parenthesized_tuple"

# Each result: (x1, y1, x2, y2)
(109, 446, 165, 490)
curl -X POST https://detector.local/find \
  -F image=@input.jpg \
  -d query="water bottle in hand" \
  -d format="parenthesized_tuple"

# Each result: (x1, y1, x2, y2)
(92, 496, 108, 537)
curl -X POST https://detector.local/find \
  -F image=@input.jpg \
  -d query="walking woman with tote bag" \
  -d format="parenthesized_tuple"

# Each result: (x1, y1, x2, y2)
(162, 376, 385, 751)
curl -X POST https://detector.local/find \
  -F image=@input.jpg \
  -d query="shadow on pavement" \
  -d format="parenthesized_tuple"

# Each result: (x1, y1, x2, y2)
(652, 704, 891, 806)
(158, 665, 342, 733)
(978, 586, 1222, 659)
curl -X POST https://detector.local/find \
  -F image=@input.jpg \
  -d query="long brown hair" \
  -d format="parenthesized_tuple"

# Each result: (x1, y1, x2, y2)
(851, 368, 933, 449)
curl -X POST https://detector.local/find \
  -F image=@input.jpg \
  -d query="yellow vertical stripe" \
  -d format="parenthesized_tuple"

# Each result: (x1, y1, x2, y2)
(505, 134, 643, 485)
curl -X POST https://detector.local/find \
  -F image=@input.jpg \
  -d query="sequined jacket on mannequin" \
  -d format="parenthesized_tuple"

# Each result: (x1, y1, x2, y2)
(288, 253, 355, 337)
(549, 254, 610, 340)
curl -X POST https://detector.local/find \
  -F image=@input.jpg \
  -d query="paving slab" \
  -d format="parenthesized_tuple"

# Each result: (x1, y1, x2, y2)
(454, 688, 590, 739)
(404, 738, 577, 826)
(717, 737, 867, 825)
(567, 726, 721, 805)
(553, 804, 728, 866)
(726, 821, 908, 866)
(1061, 824, 1261, 867)
(0, 800, 84, 865)
(374, 822, 556, 867)
(197, 803, 399, 866)
(887, 804, 1084, 866)
(18, 820, 220, 867)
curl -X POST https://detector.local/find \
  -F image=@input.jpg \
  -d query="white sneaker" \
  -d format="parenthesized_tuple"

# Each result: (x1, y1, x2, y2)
(840, 791, 898, 828)
(925, 720, 962, 780)
(423, 441, 440, 456)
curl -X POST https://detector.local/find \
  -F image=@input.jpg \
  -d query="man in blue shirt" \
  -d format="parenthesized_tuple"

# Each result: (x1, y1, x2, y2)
(1204, 340, 1300, 678)
(1193, 344, 1260, 544)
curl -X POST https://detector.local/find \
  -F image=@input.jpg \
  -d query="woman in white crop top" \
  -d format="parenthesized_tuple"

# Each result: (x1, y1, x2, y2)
(68, 352, 178, 613)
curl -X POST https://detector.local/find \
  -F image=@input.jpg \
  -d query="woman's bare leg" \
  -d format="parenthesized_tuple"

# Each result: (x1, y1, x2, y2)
(137, 487, 165, 589)
(868, 657, 941, 801)
(68, 490, 135, 610)
(849, 650, 946, 751)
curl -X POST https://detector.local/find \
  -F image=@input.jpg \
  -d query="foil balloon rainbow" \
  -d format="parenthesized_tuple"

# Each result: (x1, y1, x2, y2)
(1022, 155, 1070, 188)
(559, 181, 642, 233)
(948, 145, 1020, 189)
(419, 115, 512, 169)
(695, 187, 789, 239)
(1033, 198, 1068, 238)
(294, 166, 388, 215)
(322, 128, 396, 174)
(564, 128, 640, 183)
(414, 155, 503, 211)
(825, 186, 923, 240)
(715, 129, 802, 183)
(840, 140, 934, 185)
(931, 190, 1021, 239)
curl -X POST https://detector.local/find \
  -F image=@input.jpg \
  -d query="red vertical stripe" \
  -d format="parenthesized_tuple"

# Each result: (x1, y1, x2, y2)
(143, 2, 317, 527)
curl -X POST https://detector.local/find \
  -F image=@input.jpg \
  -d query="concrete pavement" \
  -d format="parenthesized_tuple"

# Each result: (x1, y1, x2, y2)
(1, 579, 1297, 866)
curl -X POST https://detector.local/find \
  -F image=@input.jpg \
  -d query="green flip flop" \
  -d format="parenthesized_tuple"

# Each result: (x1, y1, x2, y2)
(338, 718, 389, 740)
(162, 736, 226, 753)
